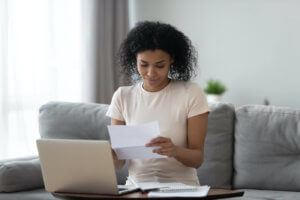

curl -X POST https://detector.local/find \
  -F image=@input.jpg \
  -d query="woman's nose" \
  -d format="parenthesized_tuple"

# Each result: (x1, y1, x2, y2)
(147, 66, 156, 77)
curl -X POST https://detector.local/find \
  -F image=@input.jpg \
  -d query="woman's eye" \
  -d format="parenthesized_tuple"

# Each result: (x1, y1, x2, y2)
(156, 65, 165, 69)
(140, 64, 148, 67)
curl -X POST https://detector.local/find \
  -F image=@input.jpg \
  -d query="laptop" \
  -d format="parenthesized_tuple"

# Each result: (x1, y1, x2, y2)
(36, 139, 138, 195)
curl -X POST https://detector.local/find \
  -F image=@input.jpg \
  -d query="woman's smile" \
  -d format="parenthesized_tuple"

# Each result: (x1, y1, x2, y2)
(147, 78, 159, 84)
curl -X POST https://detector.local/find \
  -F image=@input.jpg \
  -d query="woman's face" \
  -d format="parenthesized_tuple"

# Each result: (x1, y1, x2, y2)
(136, 49, 173, 92)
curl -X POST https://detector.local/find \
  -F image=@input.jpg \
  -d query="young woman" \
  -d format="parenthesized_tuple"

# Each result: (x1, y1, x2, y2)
(106, 21, 210, 186)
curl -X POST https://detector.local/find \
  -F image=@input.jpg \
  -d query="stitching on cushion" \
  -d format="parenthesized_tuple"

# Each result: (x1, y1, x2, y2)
(237, 110, 300, 116)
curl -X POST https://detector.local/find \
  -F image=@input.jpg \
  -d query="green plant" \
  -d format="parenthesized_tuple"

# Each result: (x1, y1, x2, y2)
(204, 79, 227, 95)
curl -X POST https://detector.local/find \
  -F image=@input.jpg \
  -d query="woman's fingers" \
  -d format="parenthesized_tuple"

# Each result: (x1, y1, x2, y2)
(145, 136, 177, 157)
(153, 142, 173, 148)
(153, 147, 171, 153)
(153, 148, 174, 157)
(111, 147, 118, 160)
(146, 136, 171, 147)
(151, 136, 169, 143)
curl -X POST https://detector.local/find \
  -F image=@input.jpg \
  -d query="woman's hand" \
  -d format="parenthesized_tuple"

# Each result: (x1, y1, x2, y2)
(111, 147, 126, 169)
(111, 147, 118, 161)
(145, 136, 178, 158)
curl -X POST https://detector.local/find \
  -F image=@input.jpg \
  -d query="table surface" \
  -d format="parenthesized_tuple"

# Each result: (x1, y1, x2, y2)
(53, 189, 244, 200)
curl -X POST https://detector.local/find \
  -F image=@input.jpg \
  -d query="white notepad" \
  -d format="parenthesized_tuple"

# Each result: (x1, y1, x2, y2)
(148, 185, 210, 197)
(128, 177, 210, 196)
(137, 182, 195, 191)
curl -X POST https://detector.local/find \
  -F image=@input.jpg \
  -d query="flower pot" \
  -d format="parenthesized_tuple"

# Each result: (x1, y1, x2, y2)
(206, 94, 222, 102)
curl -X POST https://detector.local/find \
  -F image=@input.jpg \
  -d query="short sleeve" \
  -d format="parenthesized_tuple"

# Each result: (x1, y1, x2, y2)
(106, 88, 125, 121)
(187, 83, 210, 118)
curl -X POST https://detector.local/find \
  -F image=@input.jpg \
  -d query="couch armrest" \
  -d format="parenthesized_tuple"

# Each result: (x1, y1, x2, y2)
(0, 156, 44, 192)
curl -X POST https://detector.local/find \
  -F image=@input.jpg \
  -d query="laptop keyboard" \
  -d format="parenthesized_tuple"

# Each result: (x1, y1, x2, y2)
(118, 185, 131, 191)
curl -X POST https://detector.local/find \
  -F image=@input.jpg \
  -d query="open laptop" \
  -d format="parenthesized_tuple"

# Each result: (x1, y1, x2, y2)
(36, 139, 138, 195)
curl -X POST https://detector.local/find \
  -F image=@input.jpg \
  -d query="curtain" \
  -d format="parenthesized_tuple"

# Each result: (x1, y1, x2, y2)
(0, 0, 83, 159)
(0, 0, 129, 160)
(0, 0, 128, 160)
(81, 0, 129, 104)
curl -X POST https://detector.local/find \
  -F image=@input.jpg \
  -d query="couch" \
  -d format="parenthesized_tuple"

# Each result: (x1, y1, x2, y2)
(0, 101, 299, 200)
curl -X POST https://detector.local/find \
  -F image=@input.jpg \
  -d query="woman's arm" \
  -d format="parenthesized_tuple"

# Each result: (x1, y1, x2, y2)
(110, 118, 126, 170)
(176, 112, 209, 168)
(146, 112, 209, 168)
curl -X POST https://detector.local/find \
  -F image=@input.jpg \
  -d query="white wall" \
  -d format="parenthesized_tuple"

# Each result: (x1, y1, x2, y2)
(129, 0, 300, 108)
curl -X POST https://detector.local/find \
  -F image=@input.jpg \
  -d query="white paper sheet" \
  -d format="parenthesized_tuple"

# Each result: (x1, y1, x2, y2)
(107, 121, 167, 159)
(148, 185, 210, 197)
(137, 182, 197, 191)
(128, 177, 201, 192)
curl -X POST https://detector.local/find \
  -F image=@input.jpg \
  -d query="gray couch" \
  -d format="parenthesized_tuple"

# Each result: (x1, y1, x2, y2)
(0, 102, 299, 200)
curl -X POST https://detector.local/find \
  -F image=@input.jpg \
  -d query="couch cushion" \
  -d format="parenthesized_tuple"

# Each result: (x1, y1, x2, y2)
(39, 102, 129, 184)
(0, 156, 44, 192)
(241, 189, 300, 200)
(0, 188, 58, 200)
(234, 105, 300, 191)
(222, 189, 300, 200)
(197, 102, 235, 189)
(39, 101, 110, 140)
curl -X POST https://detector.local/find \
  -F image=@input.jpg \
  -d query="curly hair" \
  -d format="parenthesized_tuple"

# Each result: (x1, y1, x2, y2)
(118, 21, 198, 82)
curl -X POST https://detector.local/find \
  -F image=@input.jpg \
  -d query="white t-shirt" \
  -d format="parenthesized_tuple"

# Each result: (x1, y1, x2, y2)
(106, 80, 210, 186)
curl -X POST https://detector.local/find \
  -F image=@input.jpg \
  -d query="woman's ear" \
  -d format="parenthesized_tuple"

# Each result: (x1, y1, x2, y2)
(170, 56, 175, 64)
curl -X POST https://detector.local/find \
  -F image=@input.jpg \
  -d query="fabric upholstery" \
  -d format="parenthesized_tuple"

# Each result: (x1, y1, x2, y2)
(39, 101, 110, 140)
(0, 157, 43, 192)
(0, 188, 58, 200)
(197, 102, 235, 189)
(241, 189, 300, 200)
(39, 101, 128, 184)
(222, 189, 300, 200)
(234, 105, 300, 191)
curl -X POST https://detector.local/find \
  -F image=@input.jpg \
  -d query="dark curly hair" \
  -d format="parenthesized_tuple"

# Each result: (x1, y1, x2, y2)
(118, 21, 198, 82)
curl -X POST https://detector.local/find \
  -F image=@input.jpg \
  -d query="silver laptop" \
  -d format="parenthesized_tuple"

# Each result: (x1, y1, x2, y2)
(36, 139, 138, 195)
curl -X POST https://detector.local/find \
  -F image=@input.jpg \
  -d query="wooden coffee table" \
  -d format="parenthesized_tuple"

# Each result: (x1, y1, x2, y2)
(53, 189, 244, 199)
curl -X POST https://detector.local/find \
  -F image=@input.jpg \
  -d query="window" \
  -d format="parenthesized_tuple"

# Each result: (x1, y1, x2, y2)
(0, 0, 82, 159)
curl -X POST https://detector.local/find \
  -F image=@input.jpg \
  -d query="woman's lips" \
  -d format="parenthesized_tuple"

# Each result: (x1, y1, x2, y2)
(147, 79, 159, 84)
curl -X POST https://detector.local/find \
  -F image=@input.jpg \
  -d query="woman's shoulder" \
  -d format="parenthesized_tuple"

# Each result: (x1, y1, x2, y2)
(171, 80, 203, 92)
(114, 83, 140, 96)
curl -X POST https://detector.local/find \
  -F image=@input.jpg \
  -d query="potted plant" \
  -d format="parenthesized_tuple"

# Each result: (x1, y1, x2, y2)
(204, 79, 227, 102)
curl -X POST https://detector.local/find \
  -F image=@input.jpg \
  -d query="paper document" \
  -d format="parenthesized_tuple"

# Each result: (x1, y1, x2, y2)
(128, 177, 205, 193)
(136, 182, 197, 192)
(108, 121, 167, 159)
(148, 185, 210, 197)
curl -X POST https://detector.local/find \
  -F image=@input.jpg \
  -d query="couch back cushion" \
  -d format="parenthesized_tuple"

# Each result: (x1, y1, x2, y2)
(39, 102, 110, 140)
(197, 102, 235, 189)
(39, 101, 128, 184)
(234, 105, 300, 191)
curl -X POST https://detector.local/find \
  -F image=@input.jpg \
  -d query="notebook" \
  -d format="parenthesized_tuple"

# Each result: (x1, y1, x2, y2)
(148, 185, 210, 197)
(128, 176, 210, 196)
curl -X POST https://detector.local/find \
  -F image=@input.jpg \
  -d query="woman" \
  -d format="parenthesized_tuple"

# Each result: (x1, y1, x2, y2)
(106, 21, 210, 186)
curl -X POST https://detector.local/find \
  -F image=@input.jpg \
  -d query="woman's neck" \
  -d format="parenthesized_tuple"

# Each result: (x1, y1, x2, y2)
(142, 78, 171, 92)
